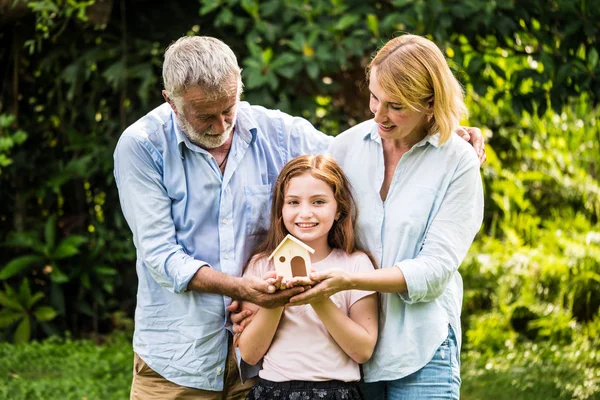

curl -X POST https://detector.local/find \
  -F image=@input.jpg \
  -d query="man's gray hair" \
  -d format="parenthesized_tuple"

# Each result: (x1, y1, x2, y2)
(162, 36, 242, 99)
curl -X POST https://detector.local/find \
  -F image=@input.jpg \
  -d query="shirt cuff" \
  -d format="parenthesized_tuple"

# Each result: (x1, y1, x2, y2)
(396, 260, 427, 304)
(235, 346, 261, 382)
(167, 255, 210, 294)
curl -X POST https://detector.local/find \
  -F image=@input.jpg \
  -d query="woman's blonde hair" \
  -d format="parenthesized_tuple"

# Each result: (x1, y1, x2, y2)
(368, 34, 467, 144)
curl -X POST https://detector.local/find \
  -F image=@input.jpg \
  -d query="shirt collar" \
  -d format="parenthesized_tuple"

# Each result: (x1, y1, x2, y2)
(174, 101, 258, 157)
(362, 119, 441, 148)
(234, 102, 258, 145)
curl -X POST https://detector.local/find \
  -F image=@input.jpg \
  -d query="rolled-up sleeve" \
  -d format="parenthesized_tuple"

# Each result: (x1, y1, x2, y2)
(397, 154, 484, 303)
(114, 134, 205, 293)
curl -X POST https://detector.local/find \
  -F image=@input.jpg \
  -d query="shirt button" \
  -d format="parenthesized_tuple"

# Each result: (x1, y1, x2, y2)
(216, 367, 222, 376)
(224, 254, 229, 260)
(221, 218, 228, 225)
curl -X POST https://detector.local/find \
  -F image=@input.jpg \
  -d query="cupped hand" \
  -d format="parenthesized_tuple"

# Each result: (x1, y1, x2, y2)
(263, 271, 287, 291)
(287, 268, 351, 306)
(241, 275, 305, 309)
(285, 275, 316, 288)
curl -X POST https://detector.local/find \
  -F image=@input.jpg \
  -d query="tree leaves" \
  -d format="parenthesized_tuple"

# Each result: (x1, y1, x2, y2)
(33, 306, 57, 322)
(13, 317, 31, 344)
(53, 235, 88, 260)
(0, 255, 44, 280)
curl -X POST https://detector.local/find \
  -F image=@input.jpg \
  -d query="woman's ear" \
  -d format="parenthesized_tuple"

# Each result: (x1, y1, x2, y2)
(426, 99, 434, 114)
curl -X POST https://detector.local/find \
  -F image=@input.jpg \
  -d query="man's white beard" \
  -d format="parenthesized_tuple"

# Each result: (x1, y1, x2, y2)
(178, 114, 235, 149)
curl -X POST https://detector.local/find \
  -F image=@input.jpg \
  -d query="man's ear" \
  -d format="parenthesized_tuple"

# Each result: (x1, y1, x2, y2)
(162, 90, 180, 117)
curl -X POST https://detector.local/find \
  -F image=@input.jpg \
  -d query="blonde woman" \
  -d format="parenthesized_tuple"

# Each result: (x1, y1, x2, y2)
(288, 34, 485, 399)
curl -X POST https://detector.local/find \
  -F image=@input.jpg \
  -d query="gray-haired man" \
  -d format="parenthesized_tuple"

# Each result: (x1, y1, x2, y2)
(114, 36, 331, 399)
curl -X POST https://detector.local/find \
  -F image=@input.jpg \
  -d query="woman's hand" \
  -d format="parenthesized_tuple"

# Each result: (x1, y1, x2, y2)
(288, 269, 352, 306)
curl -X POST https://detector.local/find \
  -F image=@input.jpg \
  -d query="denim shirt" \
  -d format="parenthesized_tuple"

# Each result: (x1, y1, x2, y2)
(113, 101, 331, 390)
(328, 119, 484, 382)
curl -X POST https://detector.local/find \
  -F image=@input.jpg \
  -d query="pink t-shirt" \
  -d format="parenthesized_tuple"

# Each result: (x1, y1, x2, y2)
(243, 248, 375, 382)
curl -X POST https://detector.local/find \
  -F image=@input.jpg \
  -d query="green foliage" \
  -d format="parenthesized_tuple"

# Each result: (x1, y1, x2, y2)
(1, 216, 88, 282)
(0, 115, 27, 175)
(0, 330, 596, 399)
(196, 0, 600, 124)
(0, 279, 56, 343)
(0, 7, 598, 400)
(462, 325, 600, 400)
(21, 0, 96, 53)
(0, 334, 132, 399)
(462, 87, 600, 398)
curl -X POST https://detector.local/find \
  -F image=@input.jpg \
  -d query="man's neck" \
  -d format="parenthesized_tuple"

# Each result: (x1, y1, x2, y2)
(208, 133, 234, 173)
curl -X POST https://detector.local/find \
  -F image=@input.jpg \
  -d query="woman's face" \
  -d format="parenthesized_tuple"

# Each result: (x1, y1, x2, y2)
(368, 68, 429, 145)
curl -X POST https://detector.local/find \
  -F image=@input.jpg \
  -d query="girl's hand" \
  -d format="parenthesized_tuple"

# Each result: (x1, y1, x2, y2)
(263, 271, 287, 291)
(285, 275, 316, 288)
(229, 300, 259, 335)
(288, 268, 352, 306)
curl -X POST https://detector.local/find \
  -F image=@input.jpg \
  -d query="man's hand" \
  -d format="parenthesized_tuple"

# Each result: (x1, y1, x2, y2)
(288, 269, 351, 306)
(240, 275, 305, 309)
(456, 126, 486, 165)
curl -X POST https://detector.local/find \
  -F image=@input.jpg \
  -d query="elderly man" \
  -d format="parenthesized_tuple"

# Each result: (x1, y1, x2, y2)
(114, 35, 485, 399)
(114, 36, 330, 399)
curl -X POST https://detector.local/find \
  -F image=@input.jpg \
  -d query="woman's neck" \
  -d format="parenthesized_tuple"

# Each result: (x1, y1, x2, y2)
(385, 129, 427, 151)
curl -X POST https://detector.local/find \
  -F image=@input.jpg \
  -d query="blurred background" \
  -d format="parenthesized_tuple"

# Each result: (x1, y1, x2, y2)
(0, 0, 599, 399)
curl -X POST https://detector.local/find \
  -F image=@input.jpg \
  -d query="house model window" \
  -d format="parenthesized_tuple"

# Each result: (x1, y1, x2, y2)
(267, 234, 315, 280)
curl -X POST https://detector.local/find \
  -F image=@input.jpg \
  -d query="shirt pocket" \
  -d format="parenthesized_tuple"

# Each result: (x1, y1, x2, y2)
(398, 184, 439, 234)
(244, 184, 272, 237)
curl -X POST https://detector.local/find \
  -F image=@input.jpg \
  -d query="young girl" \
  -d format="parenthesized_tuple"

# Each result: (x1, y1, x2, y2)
(237, 154, 378, 400)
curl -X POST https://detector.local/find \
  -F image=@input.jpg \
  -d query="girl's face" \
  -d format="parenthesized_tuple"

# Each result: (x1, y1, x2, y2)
(282, 172, 339, 254)
(368, 68, 429, 145)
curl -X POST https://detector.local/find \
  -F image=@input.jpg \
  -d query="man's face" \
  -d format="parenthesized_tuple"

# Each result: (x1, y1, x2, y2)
(167, 79, 239, 149)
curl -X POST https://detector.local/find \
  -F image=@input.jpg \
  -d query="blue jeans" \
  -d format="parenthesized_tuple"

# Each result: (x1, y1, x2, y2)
(360, 326, 461, 400)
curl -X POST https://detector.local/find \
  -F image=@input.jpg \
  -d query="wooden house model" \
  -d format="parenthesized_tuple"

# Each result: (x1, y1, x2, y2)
(268, 234, 315, 280)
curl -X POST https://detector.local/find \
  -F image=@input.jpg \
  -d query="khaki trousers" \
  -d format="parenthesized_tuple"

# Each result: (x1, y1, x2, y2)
(130, 337, 256, 400)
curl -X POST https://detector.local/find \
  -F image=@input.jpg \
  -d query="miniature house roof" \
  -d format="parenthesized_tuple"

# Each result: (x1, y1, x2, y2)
(268, 234, 315, 260)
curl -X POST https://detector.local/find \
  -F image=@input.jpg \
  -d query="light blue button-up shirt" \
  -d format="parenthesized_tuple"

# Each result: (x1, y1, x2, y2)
(113, 101, 331, 390)
(329, 120, 484, 382)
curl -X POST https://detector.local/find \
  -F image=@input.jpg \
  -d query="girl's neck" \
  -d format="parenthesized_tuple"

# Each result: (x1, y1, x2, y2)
(308, 241, 333, 263)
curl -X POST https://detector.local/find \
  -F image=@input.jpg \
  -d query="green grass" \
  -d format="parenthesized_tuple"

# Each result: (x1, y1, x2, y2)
(0, 334, 598, 399)
(461, 340, 600, 400)
(0, 334, 132, 400)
